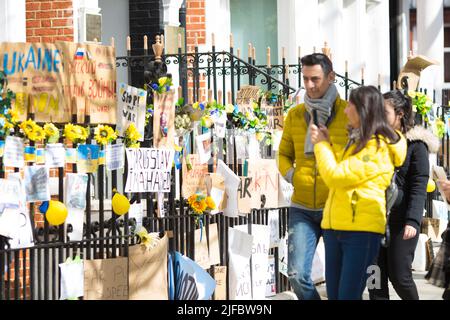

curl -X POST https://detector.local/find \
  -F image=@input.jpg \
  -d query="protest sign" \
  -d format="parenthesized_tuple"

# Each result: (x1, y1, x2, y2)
(153, 91, 175, 148)
(117, 83, 146, 141)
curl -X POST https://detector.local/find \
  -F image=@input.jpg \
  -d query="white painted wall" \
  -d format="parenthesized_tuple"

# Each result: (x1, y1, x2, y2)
(0, 0, 26, 42)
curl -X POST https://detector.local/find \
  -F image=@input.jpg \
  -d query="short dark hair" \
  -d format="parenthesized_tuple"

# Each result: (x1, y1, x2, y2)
(301, 53, 334, 75)
(349, 86, 400, 154)
(383, 90, 414, 134)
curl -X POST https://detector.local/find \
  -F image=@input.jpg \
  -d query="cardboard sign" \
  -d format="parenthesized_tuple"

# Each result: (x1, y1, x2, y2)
(125, 148, 174, 193)
(247, 159, 279, 209)
(83, 257, 128, 300)
(0, 42, 67, 122)
(181, 154, 208, 199)
(236, 85, 260, 105)
(238, 176, 259, 214)
(208, 223, 221, 266)
(3, 136, 24, 168)
(153, 91, 175, 148)
(261, 105, 284, 131)
(128, 234, 169, 300)
(117, 83, 146, 141)
(24, 165, 50, 203)
(213, 266, 227, 300)
(195, 227, 211, 269)
(57, 41, 117, 124)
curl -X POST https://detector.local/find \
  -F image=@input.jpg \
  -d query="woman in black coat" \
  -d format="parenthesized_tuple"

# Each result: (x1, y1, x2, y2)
(369, 90, 440, 300)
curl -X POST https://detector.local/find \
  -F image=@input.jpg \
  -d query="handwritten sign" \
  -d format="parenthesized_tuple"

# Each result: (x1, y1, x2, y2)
(213, 266, 227, 300)
(236, 85, 260, 105)
(238, 176, 259, 214)
(0, 179, 21, 208)
(268, 210, 280, 248)
(125, 148, 174, 193)
(57, 41, 117, 124)
(261, 105, 284, 131)
(118, 83, 146, 141)
(247, 159, 279, 209)
(128, 235, 169, 300)
(3, 136, 24, 168)
(105, 143, 125, 171)
(24, 165, 50, 203)
(265, 256, 276, 297)
(182, 154, 208, 198)
(153, 91, 175, 148)
(195, 228, 211, 269)
(83, 257, 128, 300)
(228, 227, 253, 300)
(45, 143, 65, 168)
(0, 42, 67, 122)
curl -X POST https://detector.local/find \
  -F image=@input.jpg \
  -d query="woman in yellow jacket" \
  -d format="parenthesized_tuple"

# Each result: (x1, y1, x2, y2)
(310, 85, 407, 300)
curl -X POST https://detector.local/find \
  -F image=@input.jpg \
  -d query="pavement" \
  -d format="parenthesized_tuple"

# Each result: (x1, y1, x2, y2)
(270, 270, 444, 300)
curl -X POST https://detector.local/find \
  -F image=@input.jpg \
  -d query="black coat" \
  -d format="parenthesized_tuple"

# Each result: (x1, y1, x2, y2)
(390, 126, 440, 230)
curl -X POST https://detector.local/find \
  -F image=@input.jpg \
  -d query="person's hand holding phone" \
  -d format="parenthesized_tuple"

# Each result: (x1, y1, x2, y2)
(310, 110, 330, 145)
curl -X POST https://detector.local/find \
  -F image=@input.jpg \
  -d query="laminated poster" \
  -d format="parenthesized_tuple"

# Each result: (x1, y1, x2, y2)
(65, 173, 88, 210)
(45, 143, 66, 168)
(76, 144, 99, 174)
(24, 165, 50, 203)
(3, 136, 24, 168)
(105, 143, 125, 171)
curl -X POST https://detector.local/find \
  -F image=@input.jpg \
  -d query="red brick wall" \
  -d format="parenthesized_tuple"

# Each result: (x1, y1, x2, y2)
(186, 0, 206, 102)
(26, 0, 74, 43)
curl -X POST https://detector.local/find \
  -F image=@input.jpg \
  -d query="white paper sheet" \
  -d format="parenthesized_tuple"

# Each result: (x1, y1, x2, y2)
(59, 257, 84, 300)
(45, 143, 66, 168)
(216, 160, 240, 218)
(228, 227, 253, 300)
(3, 136, 24, 168)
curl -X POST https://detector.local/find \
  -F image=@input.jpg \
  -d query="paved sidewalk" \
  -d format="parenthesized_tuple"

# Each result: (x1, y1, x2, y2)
(269, 271, 445, 300)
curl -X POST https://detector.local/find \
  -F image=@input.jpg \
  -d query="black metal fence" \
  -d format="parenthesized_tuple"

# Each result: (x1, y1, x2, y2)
(1, 38, 449, 300)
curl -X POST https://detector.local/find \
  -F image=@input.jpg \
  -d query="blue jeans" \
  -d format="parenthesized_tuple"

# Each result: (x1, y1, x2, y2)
(288, 207, 323, 300)
(323, 230, 382, 300)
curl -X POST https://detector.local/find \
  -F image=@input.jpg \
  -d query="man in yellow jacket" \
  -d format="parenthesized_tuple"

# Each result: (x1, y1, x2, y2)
(277, 53, 348, 300)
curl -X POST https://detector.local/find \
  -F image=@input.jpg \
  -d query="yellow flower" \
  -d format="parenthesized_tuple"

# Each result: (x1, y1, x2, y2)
(7, 109, 19, 124)
(44, 123, 60, 143)
(64, 123, 89, 144)
(28, 124, 44, 142)
(128, 142, 141, 148)
(20, 119, 37, 136)
(124, 123, 142, 148)
(225, 104, 235, 114)
(188, 194, 197, 206)
(205, 196, 216, 210)
(158, 77, 168, 87)
(256, 132, 264, 141)
(136, 227, 155, 249)
(191, 200, 207, 214)
(76, 126, 89, 142)
(94, 125, 117, 146)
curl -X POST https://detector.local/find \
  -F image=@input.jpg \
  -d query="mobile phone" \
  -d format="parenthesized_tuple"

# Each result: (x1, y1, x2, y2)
(312, 109, 319, 126)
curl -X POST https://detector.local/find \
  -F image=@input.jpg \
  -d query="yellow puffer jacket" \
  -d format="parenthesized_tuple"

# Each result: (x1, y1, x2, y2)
(277, 96, 348, 209)
(314, 134, 407, 234)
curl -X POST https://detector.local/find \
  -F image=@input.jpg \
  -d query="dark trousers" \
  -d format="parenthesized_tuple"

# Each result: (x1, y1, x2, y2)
(369, 223, 420, 300)
(323, 230, 382, 300)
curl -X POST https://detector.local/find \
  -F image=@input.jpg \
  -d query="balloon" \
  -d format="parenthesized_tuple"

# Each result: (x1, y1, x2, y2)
(112, 189, 130, 216)
(427, 179, 436, 193)
(40, 200, 68, 226)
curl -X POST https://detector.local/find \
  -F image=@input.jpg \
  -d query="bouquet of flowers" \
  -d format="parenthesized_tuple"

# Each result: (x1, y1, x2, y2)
(20, 119, 45, 142)
(187, 192, 216, 224)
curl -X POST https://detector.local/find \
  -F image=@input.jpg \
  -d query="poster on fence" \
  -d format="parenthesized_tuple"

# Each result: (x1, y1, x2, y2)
(105, 143, 125, 171)
(0, 178, 21, 210)
(84, 257, 128, 300)
(153, 91, 175, 149)
(172, 251, 216, 300)
(57, 41, 117, 124)
(125, 148, 174, 193)
(195, 227, 211, 269)
(268, 210, 280, 248)
(66, 208, 84, 242)
(236, 85, 260, 106)
(216, 160, 240, 218)
(261, 105, 284, 131)
(45, 143, 66, 168)
(265, 255, 276, 297)
(65, 173, 88, 210)
(278, 175, 294, 207)
(59, 257, 84, 300)
(77, 144, 100, 173)
(238, 176, 259, 214)
(117, 83, 146, 141)
(208, 174, 226, 215)
(182, 154, 208, 198)
(0, 42, 68, 122)
(247, 159, 279, 209)
(235, 224, 270, 300)
(25, 165, 50, 203)
(278, 233, 288, 277)
(128, 234, 168, 300)
(213, 266, 227, 300)
(3, 136, 24, 168)
(228, 227, 253, 300)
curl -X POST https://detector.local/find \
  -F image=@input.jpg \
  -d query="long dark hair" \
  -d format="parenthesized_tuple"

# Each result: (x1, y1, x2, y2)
(349, 86, 400, 154)
(383, 90, 414, 134)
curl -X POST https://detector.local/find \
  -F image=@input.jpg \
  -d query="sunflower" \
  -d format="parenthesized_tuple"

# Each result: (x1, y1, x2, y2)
(124, 123, 142, 147)
(44, 123, 60, 143)
(187, 194, 197, 206)
(7, 109, 19, 124)
(20, 119, 37, 136)
(205, 196, 216, 210)
(64, 123, 89, 144)
(191, 199, 207, 214)
(94, 125, 117, 146)
(28, 124, 44, 142)
(75, 125, 89, 143)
